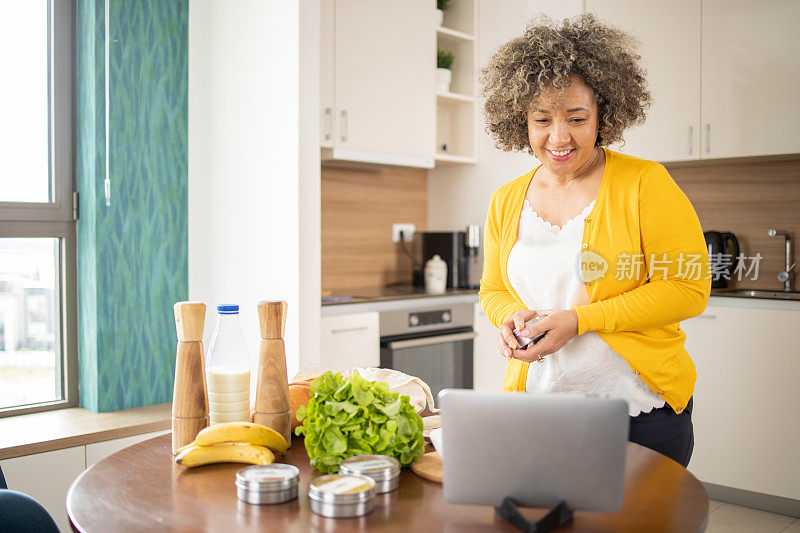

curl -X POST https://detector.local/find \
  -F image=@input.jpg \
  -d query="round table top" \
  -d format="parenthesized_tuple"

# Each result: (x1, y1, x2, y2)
(67, 434, 708, 532)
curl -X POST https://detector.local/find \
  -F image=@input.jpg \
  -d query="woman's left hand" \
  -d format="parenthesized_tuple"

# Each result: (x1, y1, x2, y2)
(509, 310, 580, 363)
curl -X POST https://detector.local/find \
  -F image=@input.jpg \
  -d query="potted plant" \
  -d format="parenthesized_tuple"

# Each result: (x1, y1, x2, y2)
(436, 0, 450, 27)
(437, 48, 455, 93)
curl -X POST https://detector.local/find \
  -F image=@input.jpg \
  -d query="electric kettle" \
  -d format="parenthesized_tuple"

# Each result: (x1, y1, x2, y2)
(703, 231, 741, 289)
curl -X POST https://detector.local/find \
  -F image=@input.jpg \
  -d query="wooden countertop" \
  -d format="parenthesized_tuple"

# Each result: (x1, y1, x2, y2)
(0, 402, 171, 460)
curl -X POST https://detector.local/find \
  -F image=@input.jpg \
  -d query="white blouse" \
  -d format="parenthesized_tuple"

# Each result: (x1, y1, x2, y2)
(506, 199, 665, 417)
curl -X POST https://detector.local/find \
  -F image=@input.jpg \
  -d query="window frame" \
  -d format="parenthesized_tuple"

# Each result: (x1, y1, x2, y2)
(0, 0, 78, 417)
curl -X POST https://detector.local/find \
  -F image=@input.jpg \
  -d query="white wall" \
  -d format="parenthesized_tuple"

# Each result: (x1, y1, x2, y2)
(428, 0, 583, 230)
(187, 1, 577, 384)
(188, 1, 320, 383)
(298, 1, 322, 374)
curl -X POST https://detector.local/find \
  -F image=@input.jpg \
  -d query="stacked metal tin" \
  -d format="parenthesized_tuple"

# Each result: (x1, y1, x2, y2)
(308, 474, 376, 518)
(338, 455, 401, 494)
(235, 464, 300, 505)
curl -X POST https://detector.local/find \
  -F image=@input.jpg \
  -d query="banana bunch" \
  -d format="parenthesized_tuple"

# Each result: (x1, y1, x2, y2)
(175, 422, 289, 468)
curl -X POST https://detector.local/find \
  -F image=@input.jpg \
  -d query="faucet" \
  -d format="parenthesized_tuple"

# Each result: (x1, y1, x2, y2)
(768, 229, 796, 291)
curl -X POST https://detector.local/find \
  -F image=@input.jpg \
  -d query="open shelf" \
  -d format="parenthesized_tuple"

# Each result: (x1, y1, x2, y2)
(438, 0, 477, 36)
(434, 0, 478, 165)
(435, 153, 478, 165)
(437, 92, 475, 104)
(437, 26, 475, 44)
(436, 98, 475, 161)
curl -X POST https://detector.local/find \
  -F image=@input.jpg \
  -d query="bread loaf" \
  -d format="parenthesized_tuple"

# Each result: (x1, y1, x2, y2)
(289, 382, 311, 430)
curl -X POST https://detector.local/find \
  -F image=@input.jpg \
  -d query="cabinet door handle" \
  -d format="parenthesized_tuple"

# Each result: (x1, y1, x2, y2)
(330, 325, 369, 334)
(697, 313, 716, 319)
(705, 123, 711, 154)
(340, 109, 348, 142)
(687, 125, 693, 154)
(324, 107, 332, 141)
(388, 331, 477, 350)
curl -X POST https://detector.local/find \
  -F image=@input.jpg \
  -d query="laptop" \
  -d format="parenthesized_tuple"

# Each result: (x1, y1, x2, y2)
(439, 389, 629, 512)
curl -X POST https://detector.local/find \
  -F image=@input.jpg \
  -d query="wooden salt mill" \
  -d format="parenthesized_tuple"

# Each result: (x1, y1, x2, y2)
(254, 300, 291, 446)
(172, 302, 210, 454)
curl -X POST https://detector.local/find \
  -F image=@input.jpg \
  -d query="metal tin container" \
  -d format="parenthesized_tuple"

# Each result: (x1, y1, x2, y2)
(338, 455, 400, 494)
(513, 315, 547, 349)
(308, 474, 376, 518)
(235, 464, 299, 505)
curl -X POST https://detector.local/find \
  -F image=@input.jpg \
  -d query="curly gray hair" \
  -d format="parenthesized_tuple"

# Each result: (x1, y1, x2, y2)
(481, 13, 651, 153)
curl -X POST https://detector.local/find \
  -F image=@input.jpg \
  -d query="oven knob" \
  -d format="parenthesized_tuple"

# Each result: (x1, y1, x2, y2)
(442, 312, 451, 322)
(409, 315, 419, 326)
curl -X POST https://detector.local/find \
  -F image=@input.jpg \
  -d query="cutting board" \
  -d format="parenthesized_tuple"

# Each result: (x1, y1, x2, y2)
(411, 451, 442, 483)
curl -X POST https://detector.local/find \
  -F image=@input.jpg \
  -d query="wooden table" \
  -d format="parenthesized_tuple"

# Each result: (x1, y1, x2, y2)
(67, 434, 708, 532)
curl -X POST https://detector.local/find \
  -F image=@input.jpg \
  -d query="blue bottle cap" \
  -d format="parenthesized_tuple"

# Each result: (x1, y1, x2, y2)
(217, 304, 239, 314)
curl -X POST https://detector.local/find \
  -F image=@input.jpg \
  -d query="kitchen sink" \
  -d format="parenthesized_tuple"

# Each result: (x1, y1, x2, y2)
(712, 289, 800, 300)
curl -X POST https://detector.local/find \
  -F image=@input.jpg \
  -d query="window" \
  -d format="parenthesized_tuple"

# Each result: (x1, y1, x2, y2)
(0, 0, 77, 417)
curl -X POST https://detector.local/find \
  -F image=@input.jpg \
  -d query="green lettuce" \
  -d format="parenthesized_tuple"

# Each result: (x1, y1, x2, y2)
(295, 371, 425, 473)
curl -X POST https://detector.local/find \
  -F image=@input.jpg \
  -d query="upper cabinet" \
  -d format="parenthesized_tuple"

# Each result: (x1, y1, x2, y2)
(585, 0, 800, 162)
(320, 0, 436, 168)
(584, 0, 701, 162)
(701, 0, 800, 159)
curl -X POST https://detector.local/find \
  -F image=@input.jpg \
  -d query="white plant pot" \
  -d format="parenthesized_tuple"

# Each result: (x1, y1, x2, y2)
(435, 9, 444, 27)
(436, 68, 452, 94)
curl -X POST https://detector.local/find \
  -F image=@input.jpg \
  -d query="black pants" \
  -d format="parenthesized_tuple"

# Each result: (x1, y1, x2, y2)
(628, 398, 694, 467)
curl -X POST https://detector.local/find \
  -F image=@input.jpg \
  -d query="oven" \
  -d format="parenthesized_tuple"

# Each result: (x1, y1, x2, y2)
(379, 303, 474, 407)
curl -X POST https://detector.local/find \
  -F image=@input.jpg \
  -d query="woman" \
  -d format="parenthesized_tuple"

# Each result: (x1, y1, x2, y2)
(478, 14, 710, 467)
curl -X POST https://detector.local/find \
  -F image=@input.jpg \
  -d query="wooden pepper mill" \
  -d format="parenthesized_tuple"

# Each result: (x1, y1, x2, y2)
(172, 302, 210, 454)
(254, 300, 291, 446)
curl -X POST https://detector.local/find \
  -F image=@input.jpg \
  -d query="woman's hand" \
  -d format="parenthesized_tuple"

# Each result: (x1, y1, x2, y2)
(497, 309, 551, 358)
(498, 309, 580, 362)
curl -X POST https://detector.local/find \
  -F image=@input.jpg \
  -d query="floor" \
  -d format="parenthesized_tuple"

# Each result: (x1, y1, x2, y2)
(707, 500, 799, 532)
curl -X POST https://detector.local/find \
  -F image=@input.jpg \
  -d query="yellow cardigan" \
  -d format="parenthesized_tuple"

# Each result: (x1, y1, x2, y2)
(479, 148, 710, 414)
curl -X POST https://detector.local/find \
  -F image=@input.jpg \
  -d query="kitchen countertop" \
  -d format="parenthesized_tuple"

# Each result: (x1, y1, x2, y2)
(710, 288, 800, 301)
(320, 285, 800, 316)
(322, 285, 477, 305)
(709, 288, 800, 311)
(707, 294, 800, 312)
(323, 285, 800, 304)
(321, 285, 478, 316)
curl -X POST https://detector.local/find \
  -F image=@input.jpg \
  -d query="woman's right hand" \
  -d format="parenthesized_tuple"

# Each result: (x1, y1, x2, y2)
(497, 309, 548, 359)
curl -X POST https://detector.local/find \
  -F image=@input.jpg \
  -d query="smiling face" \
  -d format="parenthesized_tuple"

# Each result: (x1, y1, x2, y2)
(526, 76, 602, 179)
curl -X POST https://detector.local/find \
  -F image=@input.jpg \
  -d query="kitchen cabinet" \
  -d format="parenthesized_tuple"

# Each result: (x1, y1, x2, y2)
(0, 430, 168, 532)
(0, 446, 85, 532)
(584, 0, 700, 162)
(473, 303, 506, 392)
(585, 0, 800, 161)
(320, 311, 380, 371)
(701, 0, 800, 159)
(320, 0, 435, 168)
(320, 0, 335, 149)
(680, 302, 800, 500)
